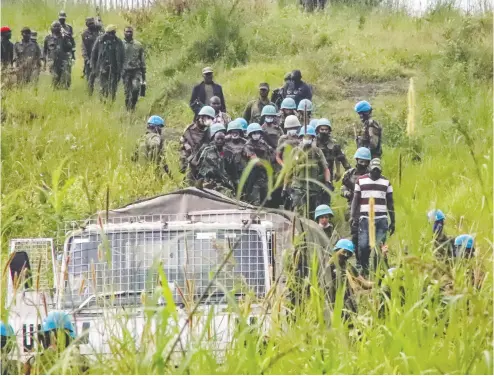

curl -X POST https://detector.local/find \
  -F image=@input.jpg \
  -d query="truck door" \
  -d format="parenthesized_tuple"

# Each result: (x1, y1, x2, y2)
(6, 238, 57, 357)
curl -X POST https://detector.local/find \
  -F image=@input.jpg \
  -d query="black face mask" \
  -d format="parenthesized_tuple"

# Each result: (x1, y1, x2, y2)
(356, 161, 368, 172)
(370, 169, 381, 180)
(318, 133, 329, 141)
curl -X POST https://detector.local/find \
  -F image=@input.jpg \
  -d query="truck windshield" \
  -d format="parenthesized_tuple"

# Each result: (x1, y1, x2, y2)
(63, 228, 266, 308)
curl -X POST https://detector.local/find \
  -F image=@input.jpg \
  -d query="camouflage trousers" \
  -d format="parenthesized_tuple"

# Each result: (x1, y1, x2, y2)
(291, 188, 321, 219)
(84, 59, 96, 95)
(98, 70, 119, 102)
(16, 64, 40, 86)
(245, 171, 268, 206)
(49, 59, 71, 89)
(122, 69, 142, 111)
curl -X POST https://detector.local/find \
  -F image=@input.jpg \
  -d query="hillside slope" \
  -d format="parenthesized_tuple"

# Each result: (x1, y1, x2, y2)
(1, 1, 492, 373)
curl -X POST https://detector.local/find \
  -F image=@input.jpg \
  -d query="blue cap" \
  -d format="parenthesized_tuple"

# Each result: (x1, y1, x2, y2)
(355, 100, 372, 113)
(42, 311, 76, 338)
(454, 234, 474, 249)
(314, 204, 333, 220)
(0, 321, 15, 337)
(333, 239, 355, 253)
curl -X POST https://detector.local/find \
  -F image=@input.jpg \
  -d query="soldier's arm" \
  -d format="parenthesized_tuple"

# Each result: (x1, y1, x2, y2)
(318, 149, 331, 182)
(351, 182, 361, 222)
(335, 144, 351, 169)
(81, 33, 88, 60)
(219, 86, 226, 112)
(179, 135, 191, 173)
(189, 85, 201, 113)
(12, 44, 18, 66)
(243, 101, 252, 123)
(90, 38, 99, 69)
(368, 123, 380, 150)
(340, 172, 351, 198)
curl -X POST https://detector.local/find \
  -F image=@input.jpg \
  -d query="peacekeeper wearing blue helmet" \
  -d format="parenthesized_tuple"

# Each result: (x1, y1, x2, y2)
(354, 100, 382, 159)
(1, 321, 22, 375)
(24, 311, 89, 375)
(427, 209, 455, 260)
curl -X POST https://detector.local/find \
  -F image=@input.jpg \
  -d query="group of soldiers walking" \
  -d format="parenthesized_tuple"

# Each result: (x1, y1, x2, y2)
(135, 66, 393, 278)
(1, 11, 146, 110)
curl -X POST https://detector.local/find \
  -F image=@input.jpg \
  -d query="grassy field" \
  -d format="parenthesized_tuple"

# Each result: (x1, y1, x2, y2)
(1, 0, 493, 374)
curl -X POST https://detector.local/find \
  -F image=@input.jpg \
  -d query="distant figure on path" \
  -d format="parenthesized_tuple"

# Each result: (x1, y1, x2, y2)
(189, 67, 226, 120)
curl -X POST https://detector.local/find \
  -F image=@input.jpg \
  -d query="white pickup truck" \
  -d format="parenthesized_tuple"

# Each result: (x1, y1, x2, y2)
(6, 188, 327, 362)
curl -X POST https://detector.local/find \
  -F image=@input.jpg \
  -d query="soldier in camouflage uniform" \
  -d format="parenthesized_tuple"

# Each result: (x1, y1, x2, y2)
(276, 115, 302, 209)
(242, 123, 274, 206)
(315, 118, 351, 182)
(13, 27, 42, 86)
(30, 31, 41, 84)
(283, 126, 332, 219)
(341, 147, 371, 218)
(180, 105, 216, 184)
(197, 131, 236, 194)
(354, 101, 382, 159)
(133, 116, 167, 173)
(243, 83, 277, 124)
(43, 22, 73, 89)
(81, 17, 101, 94)
(91, 25, 124, 102)
(56, 11, 75, 60)
(341, 147, 371, 265)
(278, 97, 297, 131)
(225, 120, 247, 186)
(260, 105, 283, 149)
(122, 26, 146, 111)
(276, 115, 301, 167)
(24, 311, 89, 375)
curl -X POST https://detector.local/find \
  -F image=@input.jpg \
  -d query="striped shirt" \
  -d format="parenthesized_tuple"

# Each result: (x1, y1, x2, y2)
(354, 174, 393, 219)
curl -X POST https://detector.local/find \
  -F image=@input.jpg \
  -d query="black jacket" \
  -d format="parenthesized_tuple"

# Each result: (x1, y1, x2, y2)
(189, 81, 226, 115)
(284, 80, 312, 106)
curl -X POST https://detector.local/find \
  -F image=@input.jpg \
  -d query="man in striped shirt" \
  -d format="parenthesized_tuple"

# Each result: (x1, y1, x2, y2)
(351, 158, 395, 276)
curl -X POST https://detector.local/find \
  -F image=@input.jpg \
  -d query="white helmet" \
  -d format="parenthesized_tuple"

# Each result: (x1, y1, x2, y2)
(284, 115, 301, 129)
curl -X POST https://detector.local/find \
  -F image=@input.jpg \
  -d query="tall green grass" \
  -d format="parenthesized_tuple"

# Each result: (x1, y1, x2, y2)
(1, 0, 492, 374)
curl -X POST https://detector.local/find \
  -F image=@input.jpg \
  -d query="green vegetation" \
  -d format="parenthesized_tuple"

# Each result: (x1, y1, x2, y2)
(1, 0, 492, 374)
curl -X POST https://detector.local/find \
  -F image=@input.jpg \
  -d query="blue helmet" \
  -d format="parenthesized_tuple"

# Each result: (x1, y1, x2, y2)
(209, 123, 226, 138)
(309, 119, 319, 128)
(281, 97, 296, 110)
(261, 105, 277, 117)
(454, 234, 474, 249)
(316, 118, 332, 131)
(314, 204, 334, 220)
(0, 321, 14, 337)
(198, 105, 216, 118)
(355, 100, 372, 113)
(333, 239, 355, 253)
(42, 311, 76, 338)
(147, 115, 165, 127)
(353, 147, 372, 161)
(297, 99, 313, 112)
(298, 125, 316, 137)
(227, 120, 243, 133)
(247, 123, 263, 136)
(427, 209, 445, 222)
(235, 117, 248, 131)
